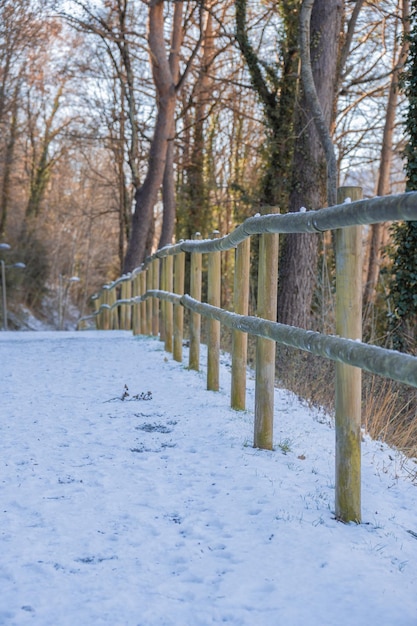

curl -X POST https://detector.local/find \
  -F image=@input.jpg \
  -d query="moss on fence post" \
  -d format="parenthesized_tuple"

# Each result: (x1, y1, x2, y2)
(174, 252, 185, 362)
(109, 285, 119, 330)
(335, 186, 363, 523)
(207, 232, 221, 391)
(94, 292, 103, 330)
(152, 259, 160, 337)
(146, 263, 153, 335)
(132, 273, 141, 335)
(159, 258, 166, 341)
(189, 233, 202, 371)
(231, 237, 250, 410)
(254, 229, 278, 449)
(165, 255, 174, 352)
(120, 277, 131, 330)
(140, 271, 147, 335)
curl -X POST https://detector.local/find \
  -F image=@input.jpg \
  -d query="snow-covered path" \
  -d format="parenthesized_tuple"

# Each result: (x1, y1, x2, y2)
(1, 331, 416, 626)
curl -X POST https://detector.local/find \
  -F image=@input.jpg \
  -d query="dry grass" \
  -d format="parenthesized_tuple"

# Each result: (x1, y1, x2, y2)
(275, 347, 417, 462)
(204, 323, 417, 464)
(362, 374, 417, 459)
(276, 347, 335, 413)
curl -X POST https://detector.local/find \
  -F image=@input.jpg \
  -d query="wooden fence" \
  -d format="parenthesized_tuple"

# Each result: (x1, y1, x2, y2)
(80, 187, 417, 524)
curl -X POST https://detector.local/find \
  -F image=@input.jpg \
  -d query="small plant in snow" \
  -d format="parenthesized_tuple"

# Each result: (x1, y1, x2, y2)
(122, 385, 153, 401)
(278, 438, 293, 455)
(104, 386, 153, 403)
(131, 391, 152, 401)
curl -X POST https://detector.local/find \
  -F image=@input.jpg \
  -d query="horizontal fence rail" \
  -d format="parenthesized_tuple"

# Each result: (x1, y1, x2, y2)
(85, 290, 417, 388)
(141, 190, 417, 256)
(79, 188, 417, 524)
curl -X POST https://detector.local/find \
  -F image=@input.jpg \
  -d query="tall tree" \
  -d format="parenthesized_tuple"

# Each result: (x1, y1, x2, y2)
(235, 0, 299, 209)
(123, 1, 206, 271)
(57, 0, 146, 270)
(364, 0, 410, 308)
(24, 82, 68, 223)
(277, 0, 343, 328)
(0, 0, 45, 234)
(389, 0, 417, 352)
(176, 0, 217, 241)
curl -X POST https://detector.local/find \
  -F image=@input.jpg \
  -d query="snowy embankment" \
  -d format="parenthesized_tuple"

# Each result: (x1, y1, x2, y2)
(1, 331, 416, 626)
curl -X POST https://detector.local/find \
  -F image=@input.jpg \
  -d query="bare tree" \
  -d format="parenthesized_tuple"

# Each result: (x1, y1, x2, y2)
(277, 0, 343, 328)
(364, 0, 410, 308)
(235, 0, 299, 208)
(56, 0, 147, 269)
(0, 0, 46, 234)
(299, 0, 337, 207)
(24, 82, 69, 224)
(123, 1, 206, 270)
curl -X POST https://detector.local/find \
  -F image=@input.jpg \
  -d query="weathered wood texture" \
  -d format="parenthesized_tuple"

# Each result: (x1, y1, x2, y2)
(152, 259, 160, 337)
(335, 186, 363, 523)
(254, 232, 279, 450)
(231, 238, 250, 410)
(109, 286, 118, 330)
(146, 264, 153, 335)
(189, 235, 202, 371)
(165, 255, 173, 353)
(159, 258, 166, 341)
(120, 277, 132, 330)
(173, 252, 185, 362)
(140, 271, 147, 335)
(207, 233, 221, 391)
(132, 273, 141, 335)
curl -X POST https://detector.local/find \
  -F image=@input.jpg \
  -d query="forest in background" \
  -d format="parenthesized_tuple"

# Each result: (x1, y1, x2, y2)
(0, 0, 410, 328)
(1, 0, 417, 455)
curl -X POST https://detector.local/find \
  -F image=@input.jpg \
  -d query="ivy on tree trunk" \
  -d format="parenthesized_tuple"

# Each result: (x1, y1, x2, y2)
(389, 0, 417, 352)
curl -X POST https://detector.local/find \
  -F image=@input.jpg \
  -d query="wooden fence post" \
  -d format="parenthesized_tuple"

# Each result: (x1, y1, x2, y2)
(140, 271, 148, 335)
(231, 237, 250, 410)
(93, 294, 102, 330)
(132, 273, 141, 335)
(254, 229, 279, 449)
(120, 280, 126, 329)
(335, 186, 363, 523)
(109, 285, 119, 330)
(146, 262, 153, 334)
(101, 288, 110, 330)
(120, 277, 131, 330)
(173, 251, 185, 362)
(189, 233, 202, 371)
(126, 276, 132, 330)
(159, 258, 166, 341)
(165, 255, 174, 352)
(207, 232, 221, 391)
(152, 258, 160, 337)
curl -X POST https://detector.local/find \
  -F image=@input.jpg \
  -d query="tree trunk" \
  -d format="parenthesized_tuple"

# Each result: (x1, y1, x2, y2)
(24, 84, 64, 224)
(364, 0, 410, 307)
(235, 0, 299, 208)
(124, 96, 176, 271)
(0, 80, 19, 236)
(191, 11, 215, 233)
(159, 132, 176, 249)
(278, 0, 343, 328)
(123, 0, 183, 271)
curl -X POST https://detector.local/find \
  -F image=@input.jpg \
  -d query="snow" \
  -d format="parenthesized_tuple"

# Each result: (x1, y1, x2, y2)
(1, 330, 417, 626)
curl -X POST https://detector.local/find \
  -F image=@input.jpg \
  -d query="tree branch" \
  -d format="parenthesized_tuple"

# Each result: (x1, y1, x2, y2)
(235, 0, 277, 118)
(300, 0, 337, 207)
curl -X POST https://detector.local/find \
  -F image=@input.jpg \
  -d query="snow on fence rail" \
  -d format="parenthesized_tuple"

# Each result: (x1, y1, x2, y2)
(79, 187, 417, 524)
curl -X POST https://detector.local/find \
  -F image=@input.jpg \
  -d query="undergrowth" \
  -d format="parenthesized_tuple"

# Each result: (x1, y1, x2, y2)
(275, 346, 417, 461)
(217, 322, 417, 462)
